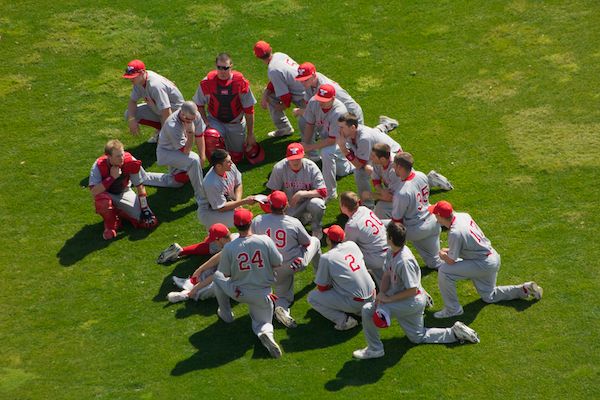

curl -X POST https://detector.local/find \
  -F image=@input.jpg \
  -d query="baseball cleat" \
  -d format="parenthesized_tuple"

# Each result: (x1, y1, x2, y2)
(274, 306, 297, 328)
(258, 332, 282, 358)
(157, 243, 183, 264)
(217, 307, 235, 323)
(267, 128, 294, 138)
(523, 281, 543, 300)
(353, 347, 385, 360)
(427, 170, 454, 191)
(334, 315, 359, 331)
(422, 289, 435, 309)
(147, 130, 160, 143)
(167, 290, 189, 303)
(378, 115, 399, 132)
(452, 321, 480, 344)
(172, 276, 194, 291)
(433, 306, 464, 319)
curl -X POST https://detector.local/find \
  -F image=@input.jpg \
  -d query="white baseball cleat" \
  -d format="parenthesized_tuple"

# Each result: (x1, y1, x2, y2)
(523, 281, 543, 300)
(258, 332, 282, 358)
(427, 170, 454, 191)
(217, 307, 234, 323)
(353, 347, 385, 360)
(167, 290, 189, 303)
(452, 321, 480, 344)
(274, 306, 297, 328)
(172, 276, 194, 291)
(334, 315, 359, 331)
(267, 128, 294, 138)
(378, 115, 399, 132)
(422, 290, 435, 309)
(147, 130, 160, 143)
(433, 306, 464, 319)
(157, 243, 183, 264)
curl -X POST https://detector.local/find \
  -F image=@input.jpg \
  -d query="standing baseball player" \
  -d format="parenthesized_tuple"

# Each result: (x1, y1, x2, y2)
(253, 40, 306, 137)
(193, 53, 261, 164)
(353, 222, 480, 360)
(266, 142, 328, 239)
(122, 59, 184, 143)
(307, 225, 376, 330)
(390, 152, 443, 270)
(196, 149, 256, 228)
(429, 200, 543, 318)
(339, 191, 388, 285)
(251, 191, 321, 328)
(89, 139, 157, 240)
(301, 84, 354, 201)
(336, 113, 402, 207)
(212, 209, 284, 358)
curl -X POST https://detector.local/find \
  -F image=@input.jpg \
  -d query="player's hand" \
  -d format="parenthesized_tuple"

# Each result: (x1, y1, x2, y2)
(110, 166, 122, 179)
(128, 119, 140, 136)
(245, 134, 257, 149)
(290, 191, 305, 207)
(290, 257, 303, 272)
(292, 108, 304, 118)
(301, 142, 313, 152)
(364, 164, 374, 176)
(244, 195, 257, 205)
(140, 207, 158, 229)
(380, 190, 393, 202)
(336, 135, 346, 150)
(376, 292, 390, 304)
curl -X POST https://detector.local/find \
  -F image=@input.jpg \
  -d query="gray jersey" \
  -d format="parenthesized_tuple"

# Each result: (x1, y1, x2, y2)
(130, 70, 184, 114)
(218, 234, 283, 290)
(303, 72, 361, 116)
(157, 109, 206, 151)
(251, 213, 312, 264)
(385, 246, 422, 296)
(347, 125, 401, 164)
(315, 241, 375, 299)
(344, 206, 388, 261)
(303, 98, 347, 140)
(448, 212, 495, 261)
(268, 52, 305, 98)
(198, 163, 242, 210)
(267, 158, 326, 200)
(372, 156, 402, 192)
(392, 170, 432, 228)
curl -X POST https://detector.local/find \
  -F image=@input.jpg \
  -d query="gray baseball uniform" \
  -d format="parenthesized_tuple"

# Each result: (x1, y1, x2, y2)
(266, 52, 306, 133)
(344, 206, 388, 285)
(307, 241, 376, 325)
(267, 158, 327, 232)
(303, 97, 354, 198)
(371, 156, 402, 218)
(196, 163, 242, 228)
(438, 212, 531, 313)
(303, 72, 364, 123)
(361, 246, 458, 350)
(213, 234, 283, 336)
(251, 213, 321, 311)
(391, 170, 442, 269)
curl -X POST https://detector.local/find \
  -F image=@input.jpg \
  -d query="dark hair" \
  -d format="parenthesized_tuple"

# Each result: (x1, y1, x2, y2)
(271, 206, 285, 214)
(386, 222, 407, 248)
(338, 112, 359, 128)
(211, 149, 230, 166)
(236, 223, 251, 232)
(371, 143, 391, 159)
(393, 152, 414, 170)
(216, 53, 232, 64)
(258, 51, 271, 60)
(339, 191, 360, 212)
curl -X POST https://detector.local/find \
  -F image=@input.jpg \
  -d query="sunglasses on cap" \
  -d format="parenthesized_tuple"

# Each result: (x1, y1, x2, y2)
(216, 65, 232, 70)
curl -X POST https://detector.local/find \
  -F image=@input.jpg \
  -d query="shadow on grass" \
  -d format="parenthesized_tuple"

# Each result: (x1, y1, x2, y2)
(171, 315, 274, 375)
(152, 256, 210, 302)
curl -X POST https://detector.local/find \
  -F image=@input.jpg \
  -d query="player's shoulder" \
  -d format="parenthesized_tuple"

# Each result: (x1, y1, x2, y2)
(272, 158, 287, 170)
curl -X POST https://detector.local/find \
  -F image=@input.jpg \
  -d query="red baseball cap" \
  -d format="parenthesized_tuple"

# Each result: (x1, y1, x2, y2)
(428, 200, 453, 218)
(286, 142, 305, 160)
(324, 225, 345, 242)
(372, 308, 391, 328)
(253, 41, 272, 58)
(206, 223, 230, 242)
(234, 208, 253, 226)
(296, 62, 316, 81)
(269, 190, 288, 209)
(314, 83, 336, 102)
(122, 59, 145, 78)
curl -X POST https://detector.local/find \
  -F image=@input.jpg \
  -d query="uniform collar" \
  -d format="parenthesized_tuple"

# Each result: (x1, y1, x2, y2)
(402, 171, 416, 182)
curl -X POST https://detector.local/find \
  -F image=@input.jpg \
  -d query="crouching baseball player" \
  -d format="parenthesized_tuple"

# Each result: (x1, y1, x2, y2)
(429, 201, 543, 319)
(212, 209, 284, 358)
(353, 222, 480, 360)
(251, 191, 321, 328)
(307, 225, 376, 331)
(89, 139, 157, 240)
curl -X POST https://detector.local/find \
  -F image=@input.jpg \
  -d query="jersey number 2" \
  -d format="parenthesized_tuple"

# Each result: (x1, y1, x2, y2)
(344, 254, 361, 272)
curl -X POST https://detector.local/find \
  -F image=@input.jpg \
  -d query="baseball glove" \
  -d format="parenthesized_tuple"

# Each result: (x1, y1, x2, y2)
(140, 207, 158, 229)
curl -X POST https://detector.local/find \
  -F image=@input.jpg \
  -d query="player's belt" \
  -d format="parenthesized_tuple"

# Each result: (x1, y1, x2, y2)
(353, 289, 376, 302)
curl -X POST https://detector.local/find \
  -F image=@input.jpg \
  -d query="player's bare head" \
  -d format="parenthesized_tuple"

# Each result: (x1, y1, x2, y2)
(338, 113, 360, 128)
(394, 152, 414, 172)
(339, 191, 360, 214)
(371, 143, 391, 162)
(181, 101, 198, 118)
(211, 149, 231, 168)
(386, 222, 407, 249)
(104, 139, 124, 156)
(215, 53, 232, 66)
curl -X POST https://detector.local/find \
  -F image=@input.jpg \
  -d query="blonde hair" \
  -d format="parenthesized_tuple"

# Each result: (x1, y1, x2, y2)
(104, 139, 124, 156)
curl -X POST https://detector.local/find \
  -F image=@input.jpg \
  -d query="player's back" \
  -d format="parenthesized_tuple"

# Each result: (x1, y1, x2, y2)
(394, 170, 431, 227)
(268, 52, 305, 96)
(344, 206, 388, 259)
(220, 235, 278, 289)
(322, 241, 375, 298)
(252, 213, 310, 263)
(357, 124, 401, 155)
(449, 212, 494, 260)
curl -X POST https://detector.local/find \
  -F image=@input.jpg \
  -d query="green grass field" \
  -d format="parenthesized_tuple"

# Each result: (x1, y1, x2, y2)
(1, 0, 599, 398)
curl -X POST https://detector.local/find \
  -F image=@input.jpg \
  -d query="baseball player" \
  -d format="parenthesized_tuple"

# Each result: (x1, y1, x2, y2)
(197, 149, 256, 228)
(89, 139, 157, 240)
(122, 59, 184, 143)
(389, 152, 443, 270)
(192, 53, 259, 164)
(165, 224, 239, 303)
(253, 40, 306, 137)
(266, 142, 328, 239)
(429, 201, 543, 318)
(339, 191, 388, 285)
(369, 144, 454, 218)
(144, 101, 207, 207)
(353, 222, 480, 359)
(336, 113, 402, 207)
(301, 84, 354, 201)
(307, 225, 376, 330)
(212, 208, 284, 358)
(251, 191, 321, 328)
